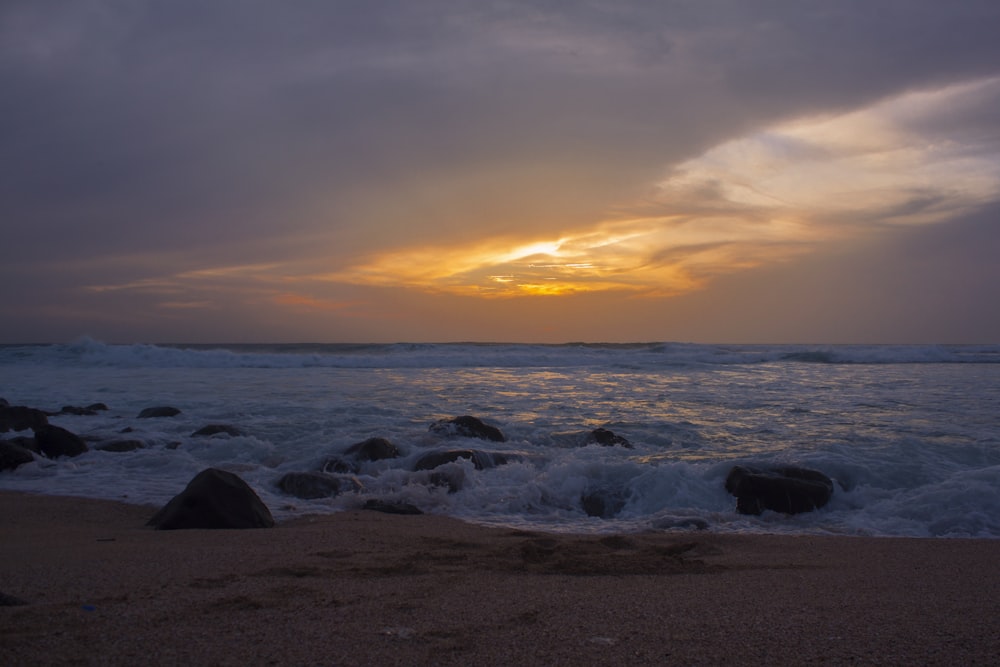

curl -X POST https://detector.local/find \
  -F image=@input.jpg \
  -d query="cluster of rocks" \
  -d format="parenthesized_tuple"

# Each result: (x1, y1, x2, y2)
(3, 398, 837, 528)
(276, 415, 529, 500)
(0, 399, 250, 469)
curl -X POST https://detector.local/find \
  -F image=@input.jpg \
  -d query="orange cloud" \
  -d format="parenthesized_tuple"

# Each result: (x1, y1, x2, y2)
(326, 78, 1000, 299)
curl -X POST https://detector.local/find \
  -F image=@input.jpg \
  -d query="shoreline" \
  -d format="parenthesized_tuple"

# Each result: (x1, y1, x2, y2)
(2, 490, 999, 665)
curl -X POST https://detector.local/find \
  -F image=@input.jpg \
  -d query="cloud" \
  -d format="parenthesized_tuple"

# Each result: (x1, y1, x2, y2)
(2, 2, 1000, 342)
(327, 77, 1000, 298)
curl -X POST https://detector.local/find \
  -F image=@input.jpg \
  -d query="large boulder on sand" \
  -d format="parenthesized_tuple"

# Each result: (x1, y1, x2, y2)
(429, 415, 506, 442)
(147, 468, 274, 529)
(725, 465, 834, 515)
(34, 425, 88, 458)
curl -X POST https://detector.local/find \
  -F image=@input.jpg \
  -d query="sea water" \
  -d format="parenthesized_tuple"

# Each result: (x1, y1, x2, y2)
(1, 339, 998, 537)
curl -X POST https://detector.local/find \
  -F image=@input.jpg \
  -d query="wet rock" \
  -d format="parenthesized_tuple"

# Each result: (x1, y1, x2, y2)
(413, 449, 498, 471)
(147, 468, 274, 530)
(138, 406, 181, 419)
(429, 415, 506, 442)
(191, 424, 245, 437)
(725, 465, 834, 515)
(343, 437, 400, 461)
(587, 427, 633, 449)
(0, 405, 49, 433)
(275, 472, 363, 500)
(59, 403, 109, 416)
(581, 491, 627, 519)
(3, 436, 37, 453)
(0, 440, 34, 470)
(94, 439, 146, 452)
(363, 499, 423, 515)
(428, 469, 466, 493)
(319, 456, 359, 474)
(34, 425, 89, 458)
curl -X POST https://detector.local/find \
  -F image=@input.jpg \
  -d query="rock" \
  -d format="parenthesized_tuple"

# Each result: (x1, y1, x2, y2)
(4, 436, 37, 453)
(0, 405, 49, 432)
(725, 465, 834, 515)
(0, 440, 34, 471)
(319, 456, 359, 474)
(191, 424, 245, 437)
(581, 491, 626, 519)
(343, 437, 400, 461)
(428, 469, 466, 493)
(138, 406, 181, 419)
(587, 427, 633, 449)
(59, 403, 109, 416)
(363, 499, 423, 515)
(147, 468, 274, 529)
(34, 425, 89, 458)
(94, 439, 145, 452)
(413, 449, 500, 471)
(275, 472, 363, 500)
(429, 415, 506, 442)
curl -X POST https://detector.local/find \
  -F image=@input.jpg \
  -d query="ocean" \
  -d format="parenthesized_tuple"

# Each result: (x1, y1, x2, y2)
(1, 338, 998, 537)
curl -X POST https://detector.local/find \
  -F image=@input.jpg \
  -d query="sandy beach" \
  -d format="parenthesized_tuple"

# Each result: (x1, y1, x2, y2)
(1, 491, 997, 666)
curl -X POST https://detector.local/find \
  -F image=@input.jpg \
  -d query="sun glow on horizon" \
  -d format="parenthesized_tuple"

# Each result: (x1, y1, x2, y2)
(322, 77, 1000, 301)
(74, 78, 1000, 312)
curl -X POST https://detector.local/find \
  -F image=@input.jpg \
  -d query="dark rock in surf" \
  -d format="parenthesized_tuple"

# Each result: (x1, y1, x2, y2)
(191, 424, 245, 438)
(428, 469, 466, 493)
(343, 437, 400, 461)
(363, 499, 424, 515)
(0, 440, 34, 470)
(94, 439, 146, 452)
(147, 468, 274, 530)
(138, 406, 181, 419)
(275, 472, 363, 500)
(319, 456, 358, 474)
(587, 427, 633, 449)
(34, 425, 89, 458)
(429, 415, 506, 442)
(581, 491, 627, 519)
(0, 405, 49, 433)
(413, 449, 507, 471)
(3, 436, 37, 453)
(725, 465, 834, 515)
(59, 403, 109, 416)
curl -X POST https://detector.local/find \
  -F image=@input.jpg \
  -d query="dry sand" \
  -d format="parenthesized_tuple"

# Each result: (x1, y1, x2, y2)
(1, 490, 998, 666)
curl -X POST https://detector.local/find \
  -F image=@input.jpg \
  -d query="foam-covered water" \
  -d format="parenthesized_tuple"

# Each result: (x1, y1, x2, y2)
(2, 338, 998, 537)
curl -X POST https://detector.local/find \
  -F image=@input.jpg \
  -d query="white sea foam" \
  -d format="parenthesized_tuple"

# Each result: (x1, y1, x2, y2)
(1, 340, 998, 537)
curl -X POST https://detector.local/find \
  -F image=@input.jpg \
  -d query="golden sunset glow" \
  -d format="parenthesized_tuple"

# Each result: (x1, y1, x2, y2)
(325, 78, 1000, 302)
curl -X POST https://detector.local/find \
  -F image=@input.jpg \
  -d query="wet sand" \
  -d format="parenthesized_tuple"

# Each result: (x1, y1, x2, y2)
(1, 491, 998, 665)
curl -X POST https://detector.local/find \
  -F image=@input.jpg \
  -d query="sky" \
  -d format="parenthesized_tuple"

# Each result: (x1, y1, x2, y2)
(3, 1, 1000, 344)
